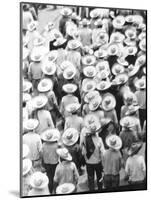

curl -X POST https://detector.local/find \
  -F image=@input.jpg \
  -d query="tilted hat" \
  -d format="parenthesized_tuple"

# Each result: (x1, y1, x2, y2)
(128, 142, 143, 156)
(125, 105, 140, 116)
(27, 21, 38, 32)
(124, 38, 137, 47)
(139, 38, 146, 52)
(112, 15, 125, 29)
(62, 128, 79, 146)
(23, 119, 39, 131)
(68, 39, 81, 50)
(112, 63, 125, 76)
(63, 65, 77, 80)
(62, 83, 77, 93)
(41, 61, 57, 75)
(96, 80, 111, 91)
(102, 93, 116, 111)
(38, 79, 53, 93)
(60, 7, 72, 16)
(23, 80, 32, 92)
(30, 172, 49, 189)
(128, 64, 140, 77)
(82, 79, 96, 93)
(112, 73, 128, 85)
(135, 54, 146, 67)
(23, 144, 30, 159)
(120, 116, 135, 128)
(84, 114, 101, 132)
(56, 183, 75, 194)
(89, 96, 102, 111)
(125, 15, 134, 23)
(56, 148, 72, 161)
(32, 95, 48, 109)
(23, 158, 32, 176)
(65, 103, 81, 113)
(41, 128, 60, 142)
(106, 135, 122, 150)
(53, 37, 67, 47)
(83, 66, 97, 78)
(82, 55, 96, 66)
(84, 90, 100, 103)
(134, 77, 146, 89)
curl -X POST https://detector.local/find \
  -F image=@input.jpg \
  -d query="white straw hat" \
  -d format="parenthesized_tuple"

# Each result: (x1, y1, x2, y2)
(106, 135, 122, 150)
(112, 15, 125, 29)
(23, 80, 32, 92)
(38, 78, 53, 92)
(32, 95, 48, 109)
(41, 128, 60, 142)
(56, 148, 72, 161)
(63, 65, 76, 80)
(23, 119, 39, 131)
(83, 66, 97, 78)
(62, 83, 77, 93)
(56, 183, 75, 194)
(62, 128, 79, 146)
(112, 63, 125, 76)
(102, 93, 116, 111)
(30, 172, 49, 189)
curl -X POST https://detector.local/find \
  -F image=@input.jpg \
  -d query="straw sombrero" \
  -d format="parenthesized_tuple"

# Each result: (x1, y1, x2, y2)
(23, 144, 30, 159)
(120, 116, 135, 128)
(110, 32, 125, 43)
(41, 128, 60, 142)
(128, 64, 140, 77)
(106, 135, 122, 150)
(125, 105, 140, 116)
(30, 49, 44, 62)
(62, 128, 79, 146)
(56, 183, 75, 194)
(96, 80, 111, 91)
(102, 93, 116, 111)
(90, 8, 100, 19)
(27, 21, 38, 32)
(38, 79, 53, 92)
(60, 61, 74, 71)
(63, 65, 76, 80)
(41, 61, 57, 75)
(107, 43, 119, 56)
(84, 90, 100, 103)
(23, 80, 32, 92)
(126, 46, 138, 55)
(139, 38, 146, 52)
(125, 28, 137, 39)
(112, 63, 125, 76)
(23, 119, 39, 131)
(125, 15, 134, 23)
(23, 158, 32, 176)
(83, 66, 97, 78)
(53, 37, 67, 47)
(60, 7, 72, 16)
(56, 148, 72, 161)
(65, 103, 81, 113)
(62, 83, 77, 93)
(97, 31, 109, 44)
(96, 61, 110, 72)
(32, 95, 48, 109)
(112, 15, 125, 29)
(30, 172, 49, 189)
(124, 38, 137, 47)
(82, 79, 96, 93)
(46, 50, 58, 62)
(112, 73, 128, 85)
(135, 54, 146, 66)
(134, 78, 146, 89)
(94, 48, 108, 58)
(89, 95, 102, 111)
(84, 113, 101, 132)
(50, 29, 62, 40)
(68, 39, 81, 50)
(82, 55, 96, 66)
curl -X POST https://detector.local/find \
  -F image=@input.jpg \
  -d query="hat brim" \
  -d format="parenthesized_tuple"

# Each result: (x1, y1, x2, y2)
(56, 149, 72, 161)
(23, 159, 32, 176)
(30, 175, 49, 189)
(56, 183, 75, 194)
(106, 135, 122, 150)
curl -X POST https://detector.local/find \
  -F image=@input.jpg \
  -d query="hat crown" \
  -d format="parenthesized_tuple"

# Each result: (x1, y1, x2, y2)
(87, 58, 92, 63)
(34, 178, 43, 187)
(105, 98, 111, 105)
(67, 71, 74, 77)
(119, 77, 125, 83)
(41, 81, 47, 87)
(110, 138, 117, 146)
(36, 99, 43, 106)
(66, 132, 73, 140)
(46, 132, 53, 140)
(87, 84, 93, 90)
(100, 82, 106, 89)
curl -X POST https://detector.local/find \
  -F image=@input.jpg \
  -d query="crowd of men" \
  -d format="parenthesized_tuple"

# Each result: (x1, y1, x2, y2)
(22, 3, 146, 197)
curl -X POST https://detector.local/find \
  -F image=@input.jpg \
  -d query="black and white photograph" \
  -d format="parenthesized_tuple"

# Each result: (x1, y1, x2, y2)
(21, 2, 147, 197)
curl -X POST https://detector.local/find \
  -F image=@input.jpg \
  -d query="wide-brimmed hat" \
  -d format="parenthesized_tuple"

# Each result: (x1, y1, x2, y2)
(53, 37, 67, 47)
(84, 114, 101, 132)
(102, 93, 116, 111)
(60, 61, 74, 71)
(82, 79, 96, 93)
(30, 172, 49, 189)
(32, 95, 48, 109)
(63, 65, 76, 80)
(89, 96, 102, 111)
(117, 57, 129, 66)
(23, 47, 30, 60)
(23, 119, 39, 131)
(135, 54, 146, 67)
(62, 83, 77, 93)
(84, 90, 100, 103)
(120, 116, 135, 128)
(125, 28, 137, 39)
(94, 48, 108, 58)
(138, 32, 146, 41)
(112, 73, 128, 85)
(125, 105, 140, 116)
(82, 55, 96, 66)
(123, 91, 136, 103)
(23, 158, 32, 176)
(125, 15, 134, 23)
(68, 39, 81, 50)
(62, 128, 79, 146)
(83, 66, 97, 78)
(56, 148, 72, 161)
(90, 8, 100, 19)
(23, 144, 30, 159)
(128, 142, 143, 156)
(126, 46, 138, 56)
(41, 61, 57, 75)
(96, 80, 111, 91)
(60, 7, 72, 16)
(96, 61, 110, 72)
(107, 43, 119, 56)
(139, 38, 146, 52)
(71, 12, 81, 21)
(106, 135, 122, 150)
(133, 15, 144, 25)
(128, 64, 140, 77)
(135, 77, 146, 89)
(124, 38, 137, 47)
(97, 31, 109, 45)
(33, 36, 45, 46)
(45, 50, 58, 62)
(110, 32, 125, 43)
(56, 183, 75, 194)
(112, 15, 125, 29)
(38, 79, 53, 93)
(30, 49, 44, 62)
(65, 103, 81, 113)
(112, 63, 125, 76)
(80, 18, 90, 26)
(27, 21, 38, 31)
(41, 128, 60, 142)
(95, 70, 110, 82)
(23, 80, 32, 92)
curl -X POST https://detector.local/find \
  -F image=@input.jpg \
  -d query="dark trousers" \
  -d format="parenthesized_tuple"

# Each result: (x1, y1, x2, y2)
(44, 163, 58, 193)
(139, 109, 146, 129)
(86, 162, 103, 191)
(104, 174, 120, 189)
